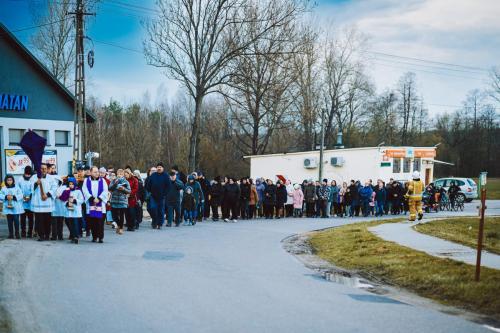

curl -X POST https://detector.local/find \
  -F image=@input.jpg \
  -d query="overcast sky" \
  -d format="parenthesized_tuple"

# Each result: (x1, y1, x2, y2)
(1, 0, 499, 115)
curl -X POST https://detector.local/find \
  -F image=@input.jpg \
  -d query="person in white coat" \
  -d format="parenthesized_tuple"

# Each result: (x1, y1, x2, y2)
(17, 165, 34, 238)
(30, 163, 57, 241)
(51, 175, 66, 240)
(82, 166, 109, 243)
(0, 175, 25, 239)
(61, 177, 84, 244)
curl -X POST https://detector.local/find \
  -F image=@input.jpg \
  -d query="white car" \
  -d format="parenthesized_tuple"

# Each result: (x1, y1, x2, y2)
(433, 177, 478, 202)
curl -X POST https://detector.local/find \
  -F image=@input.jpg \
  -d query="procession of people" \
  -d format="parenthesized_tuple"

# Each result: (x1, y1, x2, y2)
(0, 156, 431, 243)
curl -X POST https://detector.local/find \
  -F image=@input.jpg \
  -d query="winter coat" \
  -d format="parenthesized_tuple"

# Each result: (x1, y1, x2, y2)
(318, 185, 331, 201)
(359, 185, 373, 203)
(109, 177, 130, 208)
(249, 185, 259, 205)
(276, 185, 288, 206)
(292, 189, 304, 209)
(348, 184, 359, 202)
(187, 180, 204, 204)
(182, 193, 196, 211)
(329, 185, 339, 203)
(375, 186, 387, 203)
(256, 181, 265, 202)
(303, 184, 317, 203)
(17, 175, 32, 210)
(127, 176, 139, 208)
(240, 183, 251, 201)
(145, 172, 170, 201)
(0, 185, 24, 215)
(209, 182, 223, 205)
(224, 183, 240, 203)
(263, 184, 276, 205)
(136, 177, 145, 203)
(166, 179, 184, 204)
(344, 188, 353, 205)
(339, 187, 347, 204)
(199, 177, 211, 200)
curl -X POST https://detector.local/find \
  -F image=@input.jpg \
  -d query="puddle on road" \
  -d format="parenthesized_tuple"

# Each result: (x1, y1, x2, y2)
(322, 270, 374, 289)
(143, 251, 184, 261)
(348, 294, 407, 305)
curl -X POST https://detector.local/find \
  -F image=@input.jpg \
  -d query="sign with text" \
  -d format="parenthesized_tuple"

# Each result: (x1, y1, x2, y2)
(5, 149, 57, 174)
(0, 93, 28, 111)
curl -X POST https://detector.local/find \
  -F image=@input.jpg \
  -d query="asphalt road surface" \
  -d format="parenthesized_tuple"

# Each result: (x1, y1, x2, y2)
(0, 201, 499, 333)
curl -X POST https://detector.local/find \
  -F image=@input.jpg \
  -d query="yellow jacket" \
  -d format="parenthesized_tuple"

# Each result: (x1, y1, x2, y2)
(406, 180, 424, 199)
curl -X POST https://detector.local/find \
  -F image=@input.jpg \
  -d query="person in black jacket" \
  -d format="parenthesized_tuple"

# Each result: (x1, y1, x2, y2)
(133, 170, 145, 229)
(239, 178, 251, 220)
(166, 172, 185, 227)
(263, 179, 276, 219)
(275, 180, 288, 219)
(209, 176, 223, 221)
(347, 180, 358, 217)
(182, 187, 196, 225)
(223, 177, 240, 222)
(197, 172, 211, 221)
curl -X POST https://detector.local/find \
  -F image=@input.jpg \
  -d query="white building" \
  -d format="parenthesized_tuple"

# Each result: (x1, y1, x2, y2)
(244, 146, 441, 185)
(0, 22, 94, 179)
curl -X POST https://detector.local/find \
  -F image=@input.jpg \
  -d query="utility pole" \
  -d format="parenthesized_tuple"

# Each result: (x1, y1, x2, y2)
(475, 172, 488, 281)
(318, 108, 325, 181)
(68, 0, 94, 171)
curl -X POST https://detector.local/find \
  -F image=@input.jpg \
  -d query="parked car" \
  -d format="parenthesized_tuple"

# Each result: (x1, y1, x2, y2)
(433, 177, 478, 202)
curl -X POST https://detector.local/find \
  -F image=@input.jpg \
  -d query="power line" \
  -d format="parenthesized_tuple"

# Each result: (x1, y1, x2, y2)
(0, 17, 71, 35)
(368, 51, 489, 72)
(93, 39, 142, 54)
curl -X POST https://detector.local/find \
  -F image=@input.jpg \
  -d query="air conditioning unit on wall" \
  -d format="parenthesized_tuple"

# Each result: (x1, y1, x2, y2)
(330, 156, 344, 167)
(304, 157, 318, 169)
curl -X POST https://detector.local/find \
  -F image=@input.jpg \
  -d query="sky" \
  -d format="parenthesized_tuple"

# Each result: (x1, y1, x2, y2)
(0, 0, 499, 115)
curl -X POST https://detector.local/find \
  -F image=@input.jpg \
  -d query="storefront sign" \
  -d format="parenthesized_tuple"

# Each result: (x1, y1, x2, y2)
(383, 148, 436, 158)
(414, 149, 436, 158)
(0, 93, 28, 111)
(5, 149, 57, 174)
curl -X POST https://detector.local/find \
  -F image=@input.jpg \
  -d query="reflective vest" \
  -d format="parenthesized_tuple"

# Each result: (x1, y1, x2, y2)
(407, 180, 424, 200)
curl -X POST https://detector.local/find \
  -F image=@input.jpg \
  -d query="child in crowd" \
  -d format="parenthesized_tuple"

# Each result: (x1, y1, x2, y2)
(52, 176, 66, 240)
(182, 186, 196, 225)
(292, 184, 304, 217)
(61, 177, 84, 244)
(0, 175, 25, 239)
(369, 190, 376, 216)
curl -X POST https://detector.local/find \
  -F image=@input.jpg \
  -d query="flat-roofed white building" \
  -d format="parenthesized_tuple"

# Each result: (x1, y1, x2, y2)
(244, 146, 441, 185)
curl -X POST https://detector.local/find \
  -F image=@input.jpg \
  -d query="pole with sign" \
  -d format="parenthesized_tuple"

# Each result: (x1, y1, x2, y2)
(475, 172, 487, 282)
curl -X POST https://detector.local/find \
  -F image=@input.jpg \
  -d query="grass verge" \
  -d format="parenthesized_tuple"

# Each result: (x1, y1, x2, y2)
(309, 219, 500, 320)
(473, 177, 500, 200)
(414, 217, 500, 255)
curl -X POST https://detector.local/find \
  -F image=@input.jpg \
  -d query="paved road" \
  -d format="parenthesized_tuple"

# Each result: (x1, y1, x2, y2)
(0, 202, 497, 333)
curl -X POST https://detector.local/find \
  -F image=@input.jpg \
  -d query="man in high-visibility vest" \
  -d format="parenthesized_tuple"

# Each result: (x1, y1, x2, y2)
(406, 171, 424, 221)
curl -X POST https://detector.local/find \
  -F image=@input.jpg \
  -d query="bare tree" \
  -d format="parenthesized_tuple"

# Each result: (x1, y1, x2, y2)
(291, 24, 320, 151)
(489, 67, 500, 103)
(144, 0, 305, 171)
(30, 0, 75, 86)
(397, 72, 419, 145)
(322, 27, 371, 147)
(223, 1, 301, 155)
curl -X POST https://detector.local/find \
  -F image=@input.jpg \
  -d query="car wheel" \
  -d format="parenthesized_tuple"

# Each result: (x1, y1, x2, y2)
(457, 193, 466, 203)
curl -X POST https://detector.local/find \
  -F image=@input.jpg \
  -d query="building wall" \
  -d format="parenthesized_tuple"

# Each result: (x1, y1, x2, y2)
(0, 35, 74, 121)
(248, 147, 435, 184)
(0, 118, 73, 177)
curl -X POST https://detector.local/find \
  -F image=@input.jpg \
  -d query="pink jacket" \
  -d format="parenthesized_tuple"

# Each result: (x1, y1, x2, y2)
(292, 189, 304, 209)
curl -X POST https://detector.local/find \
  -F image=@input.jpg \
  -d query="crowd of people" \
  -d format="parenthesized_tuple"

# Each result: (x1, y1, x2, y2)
(1, 160, 436, 243)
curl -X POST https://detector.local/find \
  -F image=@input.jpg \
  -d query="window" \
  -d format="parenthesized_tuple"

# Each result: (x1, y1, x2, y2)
(393, 158, 401, 173)
(413, 158, 421, 172)
(55, 130, 70, 146)
(403, 158, 411, 173)
(9, 129, 24, 145)
(434, 179, 444, 188)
